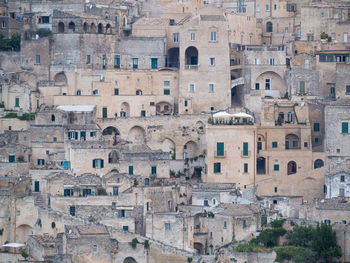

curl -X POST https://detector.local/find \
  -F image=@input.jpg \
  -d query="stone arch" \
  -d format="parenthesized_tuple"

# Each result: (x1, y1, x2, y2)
(314, 159, 324, 169)
(68, 21, 75, 32)
(167, 47, 179, 68)
(58, 22, 65, 33)
(54, 72, 67, 86)
(156, 101, 172, 115)
(285, 134, 300, 149)
(123, 257, 137, 263)
(266, 21, 273, 32)
(108, 150, 120, 163)
(51, 114, 55, 122)
(162, 138, 175, 156)
(83, 22, 88, 33)
(103, 126, 120, 145)
(76, 90, 81, 96)
(98, 23, 103, 33)
(255, 71, 285, 98)
(287, 161, 297, 175)
(194, 242, 204, 254)
(16, 224, 32, 243)
(120, 102, 130, 117)
(128, 126, 146, 145)
(183, 140, 199, 159)
(90, 23, 96, 33)
(106, 23, 112, 34)
(185, 46, 198, 66)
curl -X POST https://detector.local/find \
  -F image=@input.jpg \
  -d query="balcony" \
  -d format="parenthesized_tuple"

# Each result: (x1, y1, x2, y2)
(184, 64, 198, 70)
(215, 151, 226, 158)
(241, 150, 251, 158)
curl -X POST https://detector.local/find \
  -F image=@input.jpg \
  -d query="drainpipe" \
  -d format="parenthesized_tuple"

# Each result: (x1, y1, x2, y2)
(254, 129, 256, 187)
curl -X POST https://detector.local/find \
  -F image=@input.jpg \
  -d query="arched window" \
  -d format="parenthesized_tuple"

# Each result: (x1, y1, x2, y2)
(98, 23, 103, 34)
(51, 114, 55, 122)
(106, 24, 111, 34)
(314, 159, 324, 169)
(83, 22, 88, 33)
(58, 22, 65, 33)
(68, 21, 75, 32)
(136, 89, 142, 95)
(266, 22, 273, 33)
(287, 161, 297, 175)
(76, 90, 81, 96)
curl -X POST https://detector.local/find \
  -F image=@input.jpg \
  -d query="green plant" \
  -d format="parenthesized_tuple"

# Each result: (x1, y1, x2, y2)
(21, 249, 29, 260)
(0, 228, 3, 235)
(171, 147, 176, 160)
(320, 32, 328, 40)
(169, 170, 176, 177)
(129, 238, 139, 249)
(36, 28, 52, 38)
(3, 112, 18, 118)
(0, 33, 21, 51)
(270, 218, 286, 228)
(18, 112, 36, 120)
(0, 101, 4, 108)
(208, 117, 213, 124)
(17, 155, 25, 163)
(252, 227, 286, 247)
(143, 240, 150, 250)
(283, 92, 289, 99)
(187, 257, 193, 263)
(97, 188, 107, 195)
(288, 225, 314, 247)
(133, 179, 138, 187)
(36, 218, 42, 228)
(274, 246, 315, 263)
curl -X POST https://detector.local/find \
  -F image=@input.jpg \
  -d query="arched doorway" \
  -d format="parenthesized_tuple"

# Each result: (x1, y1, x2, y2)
(83, 22, 88, 33)
(123, 257, 137, 263)
(106, 24, 112, 34)
(98, 23, 103, 33)
(16, 224, 33, 243)
(194, 242, 204, 254)
(108, 151, 120, 163)
(185, 46, 198, 66)
(102, 126, 120, 145)
(266, 21, 273, 32)
(54, 72, 67, 86)
(162, 138, 175, 158)
(58, 22, 65, 33)
(314, 159, 324, 169)
(167, 47, 179, 68)
(183, 141, 199, 159)
(68, 21, 75, 32)
(128, 126, 146, 145)
(255, 71, 285, 98)
(120, 102, 130, 117)
(285, 134, 300, 149)
(287, 161, 297, 175)
(257, 157, 266, 174)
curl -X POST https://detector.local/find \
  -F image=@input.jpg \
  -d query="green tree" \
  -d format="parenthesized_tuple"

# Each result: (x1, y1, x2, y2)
(253, 227, 286, 247)
(312, 224, 342, 262)
(288, 225, 314, 247)
(21, 249, 29, 260)
(8, 33, 21, 51)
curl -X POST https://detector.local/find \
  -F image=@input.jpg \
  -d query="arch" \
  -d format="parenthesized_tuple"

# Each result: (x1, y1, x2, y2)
(123, 257, 137, 263)
(162, 138, 175, 157)
(108, 150, 120, 163)
(285, 134, 300, 149)
(76, 90, 81, 96)
(106, 23, 112, 34)
(98, 23, 103, 33)
(120, 102, 130, 117)
(314, 159, 324, 169)
(16, 224, 32, 243)
(54, 72, 67, 86)
(102, 126, 120, 136)
(90, 23, 96, 33)
(128, 126, 146, 145)
(266, 21, 273, 32)
(183, 140, 199, 159)
(287, 161, 297, 175)
(136, 89, 142, 95)
(83, 22, 88, 33)
(156, 102, 172, 115)
(185, 46, 198, 65)
(255, 71, 284, 97)
(194, 242, 204, 254)
(51, 114, 55, 122)
(167, 47, 179, 68)
(58, 22, 65, 33)
(68, 21, 75, 32)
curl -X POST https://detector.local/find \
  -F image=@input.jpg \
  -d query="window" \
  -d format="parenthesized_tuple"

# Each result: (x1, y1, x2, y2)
(90, 132, 96, 137)
(165, 223, 171, 230)
(76, 90, 81, 96)
(243, 142, 248, 156)
(190, 32, 196, 41)
(255, 83, 260, 90)
(164, 81, 170, 87)
(299, 81, 305, 94)
(265, 79, 271, 90)
(37, 159, 45, 165)
(321, 12, 325, 19)
(342, 122, 348, 133)
(189, 84, 195, 93)
(102, 107, 107, 118)
(244, 163, 248, 173)
(216, 142, 224, 156)
(266, 22, 273, 32)
(123, 225, 129, 231)
(274, 164, 279, 171)
(114, 88, 119, 95)
(346, 85, 350, 94)
(272, 142, 278, 148)
(132, 58, 138, 69)
(331, 33, 335, 40)
(173, 33, 179, 42)
(254, 58, 260, 65)
(274, 187, 278, 193)
(334, 13, 339, 19)
(114, 55, 120, 68)
(164, 89, 170, 95)
(102, 55, 106, 69)
(118, 209, 125, 218)
(93, 89, 98, 95)
(313, 123, 320, 132)
(92, 159, 104, 168)
(305, 59, 310, 69)
(2, 20, 6, 28)
(35, 55, 40, 65)
(151, 166, 157, 175)
(266, 4, 269, 11)
(128, 165, 134, 175)
(315, 137, 319, 143)
(14, 97, 20, 107)
(86, 55, 91, 65)
(344, 33, 348, 43)
(64, 189, 74, 197)
(214, 162, 221, 173)
(210, 31, 217, 42)
(184, 100, 188, 107)
(210, 57, 215, 66)
(341, 175, 345, 182)
(53, 137, 57, 142)
(224, 221, 227, 229)
(9, 155, 15, 163)
(274, 4, 277, 10)
(297, 28, 301, 38)
(23, 136, 27, 141)
(204, 200, 209, 206)
(69, 206, 75, 216)
(269, 58, 275, 65)
(257, 5, 260, 12)
(93, 245, 98, 253)
(209, 84, 214, 93)
(151, 58, 158, 69)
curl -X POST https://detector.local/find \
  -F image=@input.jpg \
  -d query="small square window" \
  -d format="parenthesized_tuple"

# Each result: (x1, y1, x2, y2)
(189, 84, 195, 93)
(210, 57, 215, 66)
(165, 223, 171, 230)
(209, 84, 215, 93)
(23, 136, 27, 141)
(315, 137, 319, 143)
(341, 175, 345, 182)
(164, 81, 170, 87)
(114, 88, 119, 95)
(274, 164, 279, 171)
(337, 149, 341, 153)
(272, 142, 278, 148)
(164, 89, 170, 95)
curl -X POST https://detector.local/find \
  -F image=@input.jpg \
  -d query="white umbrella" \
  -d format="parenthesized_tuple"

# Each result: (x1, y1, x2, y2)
(2, 243, 26, 248)
(213, 111, 232, 118)
(231, 112, 253, 119)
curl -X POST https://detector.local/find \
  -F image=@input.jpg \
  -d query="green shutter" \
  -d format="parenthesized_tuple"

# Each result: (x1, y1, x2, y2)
(15, 98, 19, 107)
(314, 123, 320, 132)
(274, 164, 279, 171)
(342, 122, 348, 133)
(9, 155, 15, 163)
(101, 159, 104, 168)
(217, 142, 224, 156)
(299, 81, 305, 93)
(123, 226, 129, 231)
(274, 187, 278, 193)
(272, 142, 278, 148)
(151, 166, 157, 174)
(214, 162, 221, 173)
(243, 142, 248, 156)
(92, 160, 96, 168)
(244, 163, 248, 173)
(129, 166, 133, 175)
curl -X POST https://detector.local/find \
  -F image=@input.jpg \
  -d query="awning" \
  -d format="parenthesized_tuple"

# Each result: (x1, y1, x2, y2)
(213, 111, 232, 118)
(2, 243, 25, 248)
(231, 112, 253, 119)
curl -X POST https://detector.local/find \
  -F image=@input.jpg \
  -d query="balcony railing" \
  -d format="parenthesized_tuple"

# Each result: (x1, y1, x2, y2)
(184, 64, 198, 70)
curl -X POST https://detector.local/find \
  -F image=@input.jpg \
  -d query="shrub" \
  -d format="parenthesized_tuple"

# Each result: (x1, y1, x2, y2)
(0, 33, 20, 51)
(133, 179, 138, 187)
(270, 218, 286, 228)
(17, 155, 25, 163)
(3, 112, 18, 118)
(288, 225, 314, 247)
(143, 240, 150, 250)
(20, 249, 29, 260)
(252, 227, 286, 247)
(0, 101, 4, 108)
(51, 222, 56, 229)
(18, 113, 36, 120)
(36, 28, 52, 38)
(97, 188, 107, 195)
(274, 246, 315, 263)
(129, 238, 139, 249)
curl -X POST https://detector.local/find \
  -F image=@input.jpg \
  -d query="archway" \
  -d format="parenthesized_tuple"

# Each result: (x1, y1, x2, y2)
(266, 21, 273, 32)
(287, 161, 297, 175)
(128, 126, 146, 145)
(167, 47, 179, 68)
(255, 71, 284, 97)
(120, 102, 130, 117)
(108, 151, 120, 163)
(102, 126, 120, 145)
(183, 141, 199, 159)
(98, 23, 103, 33)
(16, 224, 32, 243)
(185, 46, 198, 66)
(123, 257, 137, 263)
(162, 138, 175, 158)
(83, 22, 88, 33)
(106, 24, 112, 34)
(314, 159, 324, 169)
(156, 102, 172, 115)
(58, 22, 65, 33)
(285, 134, 300, 149)
(68, 21, 75, 32)
(194, 242, 204, 254)
(90, 23, 96, 33)
(54, 72, 67, 86)
(257, 157, 266, 174)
